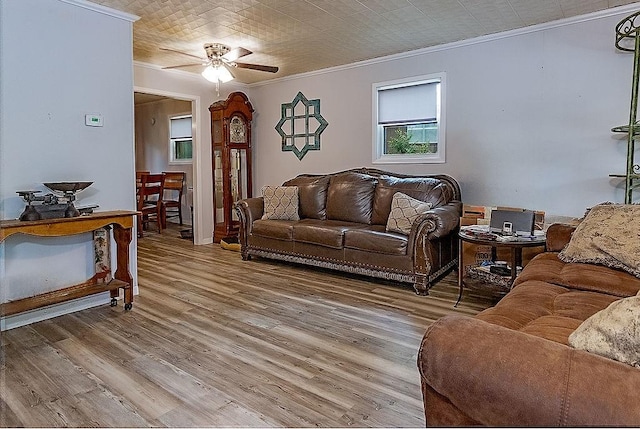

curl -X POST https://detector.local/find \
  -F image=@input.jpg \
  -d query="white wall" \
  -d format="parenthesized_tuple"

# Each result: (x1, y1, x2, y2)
(134, 63, 248, 244)
(136, 99, 191, 174)
(0, 0, 137, 329)
(248, 7, 638, 217)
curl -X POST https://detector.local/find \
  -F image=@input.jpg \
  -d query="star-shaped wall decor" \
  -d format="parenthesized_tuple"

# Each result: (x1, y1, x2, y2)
(275, 91, 328, 160)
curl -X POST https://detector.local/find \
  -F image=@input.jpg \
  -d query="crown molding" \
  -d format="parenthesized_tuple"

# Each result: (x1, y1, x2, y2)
(57, 0, 139, 22)
(250, 1, 640, 88)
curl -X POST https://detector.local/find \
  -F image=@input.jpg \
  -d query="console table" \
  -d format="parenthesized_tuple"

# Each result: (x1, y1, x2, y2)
(0, 210, 137, 316)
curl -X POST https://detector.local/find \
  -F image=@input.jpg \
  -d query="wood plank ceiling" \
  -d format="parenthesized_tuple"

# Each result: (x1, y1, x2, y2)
(94, 0, 639, 83)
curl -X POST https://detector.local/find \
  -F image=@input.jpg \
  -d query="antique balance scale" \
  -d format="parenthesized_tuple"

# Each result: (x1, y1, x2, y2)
(16, 181, 97, 221)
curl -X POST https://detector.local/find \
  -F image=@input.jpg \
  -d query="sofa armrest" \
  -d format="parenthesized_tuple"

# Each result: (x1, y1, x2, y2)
(236, 197, 264, 227)
(409, 201, 461, 293)
(418, 315, 640, 427)
(235, 197, 263, 258)
(411, 200, 462, 241)
(546, 223, 577, 252)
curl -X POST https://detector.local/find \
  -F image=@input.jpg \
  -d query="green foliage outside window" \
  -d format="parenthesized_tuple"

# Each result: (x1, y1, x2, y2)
(386, 127, 436, 154)
(174, 139, 192, 160)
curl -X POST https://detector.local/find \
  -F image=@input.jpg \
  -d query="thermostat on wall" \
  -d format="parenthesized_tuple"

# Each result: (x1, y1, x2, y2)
(85, 114, 103, 127)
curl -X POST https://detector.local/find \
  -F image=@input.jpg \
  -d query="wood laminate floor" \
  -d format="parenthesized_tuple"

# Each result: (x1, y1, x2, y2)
(0, 224, 495, 427)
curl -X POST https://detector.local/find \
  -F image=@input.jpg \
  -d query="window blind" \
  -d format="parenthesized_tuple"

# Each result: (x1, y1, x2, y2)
(170, 116, 192, 139)
(378, 82, 438, 124)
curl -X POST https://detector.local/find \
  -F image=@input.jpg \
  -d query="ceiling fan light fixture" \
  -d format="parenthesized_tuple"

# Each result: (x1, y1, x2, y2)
(201, 64, 234, 83)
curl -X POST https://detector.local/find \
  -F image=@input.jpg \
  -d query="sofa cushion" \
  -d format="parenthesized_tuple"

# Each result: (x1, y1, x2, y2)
(325, 173, 377, 224)
(282, 175, 330, 219)
(569, 295, 640, 367)
(344, 227, 408, 255)
(385, 192, 433, 235)
(252, 219, 295, 241)
(292, 219, 365, 249)
(371, 175, 451, 225)
(558, 203, 640, 278)
(515, 253, 640, 298)
(477, 280, 620, 345)
(261, 186, 299, 221)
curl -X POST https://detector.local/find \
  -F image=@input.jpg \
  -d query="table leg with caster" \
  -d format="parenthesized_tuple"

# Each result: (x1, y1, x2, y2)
(455, 235, 464, 307)
(113, 224, 134, 311)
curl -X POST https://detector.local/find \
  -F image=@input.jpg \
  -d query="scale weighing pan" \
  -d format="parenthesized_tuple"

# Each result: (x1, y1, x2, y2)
(43, 182, 93, 193)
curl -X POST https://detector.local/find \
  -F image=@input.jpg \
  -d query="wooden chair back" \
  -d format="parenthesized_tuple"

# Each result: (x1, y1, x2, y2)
(136, 170, 150, 191)
(137, 173, 164, 237)
(161, 172, 186, 227)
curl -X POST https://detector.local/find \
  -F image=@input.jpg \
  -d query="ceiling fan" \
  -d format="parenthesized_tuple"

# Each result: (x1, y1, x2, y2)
(161, 43, 278, 85)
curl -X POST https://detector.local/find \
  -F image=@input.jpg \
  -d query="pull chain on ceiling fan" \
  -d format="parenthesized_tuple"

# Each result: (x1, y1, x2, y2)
(161, 43, 278, 94)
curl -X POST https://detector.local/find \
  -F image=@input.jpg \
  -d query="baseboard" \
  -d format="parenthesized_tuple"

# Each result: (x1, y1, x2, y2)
(1, 292, 111, 331)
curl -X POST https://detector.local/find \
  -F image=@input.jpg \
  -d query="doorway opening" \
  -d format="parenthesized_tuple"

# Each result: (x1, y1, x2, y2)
(133, 88, 201, 242)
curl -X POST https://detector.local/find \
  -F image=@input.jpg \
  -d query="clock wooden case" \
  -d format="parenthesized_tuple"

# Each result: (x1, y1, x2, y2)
(209, 91, 254, 243)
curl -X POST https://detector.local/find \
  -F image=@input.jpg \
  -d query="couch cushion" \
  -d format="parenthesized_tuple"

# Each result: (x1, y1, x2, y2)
(385, 192, 433, 235)
(261, 186, 299, 220)
(344, 226, 408, 255)
(477, 280, 621, 345)
(282, 175, 330, 219)
(569, 295, 640, 367)
(325, 173, 377, 224)
(558, 203, 640, 278)
(292, 219, 365, 249)
(371, 175, 451, 225)
(252, 219, 295, 241)
(515, 253, 640, 298)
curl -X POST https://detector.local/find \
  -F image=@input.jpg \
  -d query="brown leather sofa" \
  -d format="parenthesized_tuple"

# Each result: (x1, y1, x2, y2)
(417, 223, 640, 426)
(235, 168, 462, 294)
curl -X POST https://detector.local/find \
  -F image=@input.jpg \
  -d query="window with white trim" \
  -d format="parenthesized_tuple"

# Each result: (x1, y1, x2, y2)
(373, 73, 445, 164)
(169, 114, 192, 163)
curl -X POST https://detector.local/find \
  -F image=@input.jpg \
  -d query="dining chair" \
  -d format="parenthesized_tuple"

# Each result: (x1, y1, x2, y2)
(136, 170, 150, 190)
(161, 171, 186, 228)
(137, 173, 164, 237)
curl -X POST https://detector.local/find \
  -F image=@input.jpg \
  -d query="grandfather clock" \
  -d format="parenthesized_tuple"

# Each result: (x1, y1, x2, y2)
(209, 91, 254, 243)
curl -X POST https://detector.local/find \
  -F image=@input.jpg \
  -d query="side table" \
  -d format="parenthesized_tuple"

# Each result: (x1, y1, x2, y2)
(0, 211, 137, 315)
(456, 229, 546, 306)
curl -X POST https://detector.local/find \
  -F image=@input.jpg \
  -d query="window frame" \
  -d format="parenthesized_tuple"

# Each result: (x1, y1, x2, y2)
(169, 113, 193, 164)
(372, 72, 446, 164)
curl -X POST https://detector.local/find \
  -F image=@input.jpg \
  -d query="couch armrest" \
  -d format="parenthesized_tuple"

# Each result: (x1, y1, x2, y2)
(546, 223, 577, 252)
(411, 200, 462, 241)
(418, 315, 640, 427)
(235, 197, 263, 258)
(410, 201, 461, 293)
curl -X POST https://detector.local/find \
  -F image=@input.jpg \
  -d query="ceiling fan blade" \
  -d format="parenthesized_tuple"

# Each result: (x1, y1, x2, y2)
(225, 64, 236, 80)
(222, 47, 252, 62)
(159, 47, 206, 61)
(162, 63, 203, 70)
(234, 62, 279, 73)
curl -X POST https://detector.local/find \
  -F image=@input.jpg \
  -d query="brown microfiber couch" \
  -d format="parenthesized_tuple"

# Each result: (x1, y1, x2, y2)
(235, 168, 461, 294)
(417, 223, 640, 426)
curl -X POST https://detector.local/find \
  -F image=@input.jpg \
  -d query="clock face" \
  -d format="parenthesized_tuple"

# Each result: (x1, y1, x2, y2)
(230, 116, 246, 143)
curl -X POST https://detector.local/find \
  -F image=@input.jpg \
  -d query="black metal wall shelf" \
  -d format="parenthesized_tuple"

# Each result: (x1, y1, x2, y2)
(614, 11, 640, 204)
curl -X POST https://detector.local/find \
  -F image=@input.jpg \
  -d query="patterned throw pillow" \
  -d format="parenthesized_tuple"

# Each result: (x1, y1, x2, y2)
(569, 295, 640, 368)
(262, 186, 300, 220)
(385, 192, 433, 235)
(558, 203, 640, 278)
